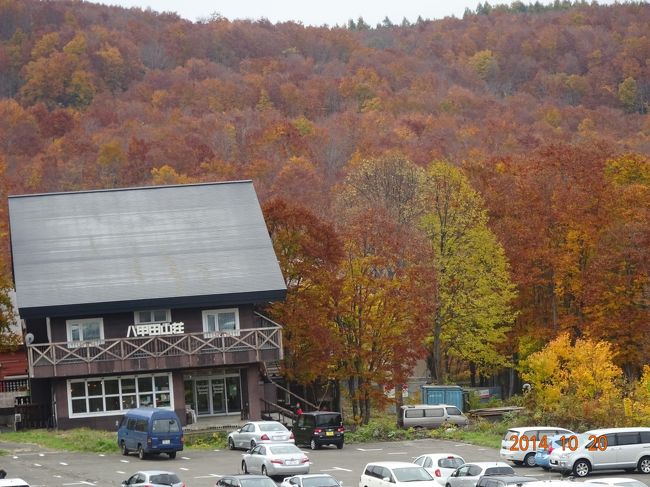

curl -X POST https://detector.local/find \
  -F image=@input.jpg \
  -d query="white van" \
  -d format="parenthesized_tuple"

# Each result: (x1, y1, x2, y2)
(500, 426, 573, 467)
(548, 427, 650, 477)
(398, 404, 468, 429)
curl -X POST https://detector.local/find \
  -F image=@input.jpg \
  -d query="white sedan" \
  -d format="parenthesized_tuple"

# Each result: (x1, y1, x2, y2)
(413, 454, 465, 486)
(281, 474, 342, 487)
(242, 443, 310, 477)
(228, 421, 294, 450)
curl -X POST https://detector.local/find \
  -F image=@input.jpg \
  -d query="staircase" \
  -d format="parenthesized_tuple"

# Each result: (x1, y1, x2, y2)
(259, 362, 316, 426)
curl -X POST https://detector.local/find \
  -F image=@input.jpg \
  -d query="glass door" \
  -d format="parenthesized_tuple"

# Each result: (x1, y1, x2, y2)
(195, 379, 210, 415)
(226, 376, 242, 413)
(211, 379, 226, 414)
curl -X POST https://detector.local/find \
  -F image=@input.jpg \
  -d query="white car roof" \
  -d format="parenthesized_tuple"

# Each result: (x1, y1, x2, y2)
(366, 462, 425, 468)
(0, 480, 31, 487)
(585, 478, 644, 484)
(418, 453, 464, 459)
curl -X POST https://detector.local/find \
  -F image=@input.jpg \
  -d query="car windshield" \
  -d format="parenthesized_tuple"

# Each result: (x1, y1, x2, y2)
(393, 467, 434, 482)
(439, 458, 464, 469)
(152, 419, 180, 433)
(315, 414, 341, 427)
(149, 473, 181, 485)
(259, 423, 287, 432)
(485, 467, 515, 476)
(240, 478, 277, 487)
(303, 477, 340, 487)
(269, 445, 301, 454)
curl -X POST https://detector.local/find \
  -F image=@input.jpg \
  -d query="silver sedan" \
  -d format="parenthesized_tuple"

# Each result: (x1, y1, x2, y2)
(280, 473, 342, 487)
(242, 443, 311, 477)
(229, 421, 295, 450)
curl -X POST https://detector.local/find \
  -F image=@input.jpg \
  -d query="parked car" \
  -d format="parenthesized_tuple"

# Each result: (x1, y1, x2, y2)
(216, 474, 278, 487)
(413, 454, 466, 485)
(359, 462, 439, 487)
(584, 478, 648, 487)
(475, 475, 538, 487)
(280, 474, 342, 487)
(500, 427, 573, 467)
(117, 408, 184, 460)
(0, 480, 30, 487)
(398, 405, 469, 429)
(446, 462, 515, 487)
(293, 411, 345, 450)
(228, 421, 294, 450)
(121, 470, 184, 487)
(548, 427, 650, 477)
(242, 443, 310, 477)
(533, 435, 564, 471)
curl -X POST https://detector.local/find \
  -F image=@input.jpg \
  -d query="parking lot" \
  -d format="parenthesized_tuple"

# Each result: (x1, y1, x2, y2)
(2, 438, 649, 487)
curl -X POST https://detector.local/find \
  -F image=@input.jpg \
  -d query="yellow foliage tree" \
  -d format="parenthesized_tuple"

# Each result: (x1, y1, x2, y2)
(624, 366, 650, 425)
(521, 333, 623, 427)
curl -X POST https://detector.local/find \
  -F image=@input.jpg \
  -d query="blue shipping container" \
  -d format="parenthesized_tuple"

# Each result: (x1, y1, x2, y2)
(421, 385, 464, 411)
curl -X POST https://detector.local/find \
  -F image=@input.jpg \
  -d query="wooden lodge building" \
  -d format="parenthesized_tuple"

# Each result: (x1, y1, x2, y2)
(8, 181, 287, 429)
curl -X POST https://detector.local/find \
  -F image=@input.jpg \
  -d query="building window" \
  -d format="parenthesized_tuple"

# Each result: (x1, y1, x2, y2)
(67, 373, 172, 417)
(202, 308, 239, 336)
(66, 318, 104, 347)
(135, 309, 170, 324)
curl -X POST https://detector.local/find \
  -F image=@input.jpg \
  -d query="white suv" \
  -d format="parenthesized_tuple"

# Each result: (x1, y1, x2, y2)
(360, 462, 439, 487)
(500, 427, 573, 467)
(548, 427, 650, 477)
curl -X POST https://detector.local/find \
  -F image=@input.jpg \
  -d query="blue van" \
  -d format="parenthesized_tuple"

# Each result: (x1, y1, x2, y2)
(117, 407, 183, 459)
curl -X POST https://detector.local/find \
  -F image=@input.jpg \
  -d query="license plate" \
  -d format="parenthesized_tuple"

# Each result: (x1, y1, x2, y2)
(162, 439, 170, 445)
(326, 431, 334, 436)
(286, 460, 299, 465)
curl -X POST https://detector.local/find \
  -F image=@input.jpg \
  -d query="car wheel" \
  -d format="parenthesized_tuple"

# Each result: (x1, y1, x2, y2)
(446, 484, 452, 487)
(262, 465, 268, 477)
(638, 456, 650, 474)
(524, 453, 536, 467)
(310, 439, 320, 450)
(336, 441, 344, 450)
(168, 451, 176, 459)
(120, 441, 128, 456)
(228, 438, 235, 450)
(572, 459, 591, 477)
(138, 445, 146, 460)
(242, 461, 249, 474)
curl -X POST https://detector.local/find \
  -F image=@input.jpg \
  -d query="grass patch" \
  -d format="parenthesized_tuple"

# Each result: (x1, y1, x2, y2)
(0, 413, 517, 454)
(0, 428, 118, 453)
(0, 428, 230, 453)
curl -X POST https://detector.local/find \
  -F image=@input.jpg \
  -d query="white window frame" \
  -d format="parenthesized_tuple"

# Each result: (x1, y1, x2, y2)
(202, 308, 240, 337)
(66, 318, 105, 348)
(67, 373, 173, 418)
(134, 309, 171, 324)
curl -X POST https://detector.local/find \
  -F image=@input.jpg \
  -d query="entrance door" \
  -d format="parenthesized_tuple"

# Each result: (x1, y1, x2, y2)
(211, 379, 226, 414)
(195, 380, 211, 415)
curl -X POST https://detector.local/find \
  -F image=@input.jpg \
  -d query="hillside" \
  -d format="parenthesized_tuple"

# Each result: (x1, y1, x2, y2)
(0, 0, 648, 388)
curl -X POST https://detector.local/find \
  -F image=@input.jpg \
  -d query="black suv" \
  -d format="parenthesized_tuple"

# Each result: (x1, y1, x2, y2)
(293, 411, 344, 450)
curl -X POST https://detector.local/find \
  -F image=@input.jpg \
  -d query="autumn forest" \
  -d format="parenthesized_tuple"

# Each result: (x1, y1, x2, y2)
(0, 0, 649, 423)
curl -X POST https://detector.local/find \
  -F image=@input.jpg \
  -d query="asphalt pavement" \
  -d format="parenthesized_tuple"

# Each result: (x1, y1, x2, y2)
(1, 438, 648, 487)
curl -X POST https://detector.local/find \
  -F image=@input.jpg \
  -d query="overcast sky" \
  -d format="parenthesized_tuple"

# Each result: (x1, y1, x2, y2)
(91, 0, 620, 27)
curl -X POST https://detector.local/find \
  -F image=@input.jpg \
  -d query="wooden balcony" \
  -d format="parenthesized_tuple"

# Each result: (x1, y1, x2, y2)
(27, 323, 283, 379)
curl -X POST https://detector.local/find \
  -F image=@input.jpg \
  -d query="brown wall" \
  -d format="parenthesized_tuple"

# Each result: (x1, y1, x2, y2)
(41, 304, 256, 343)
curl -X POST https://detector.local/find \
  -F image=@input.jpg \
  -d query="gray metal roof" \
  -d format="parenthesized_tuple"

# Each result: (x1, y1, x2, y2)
(8, 181, 286, 318)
